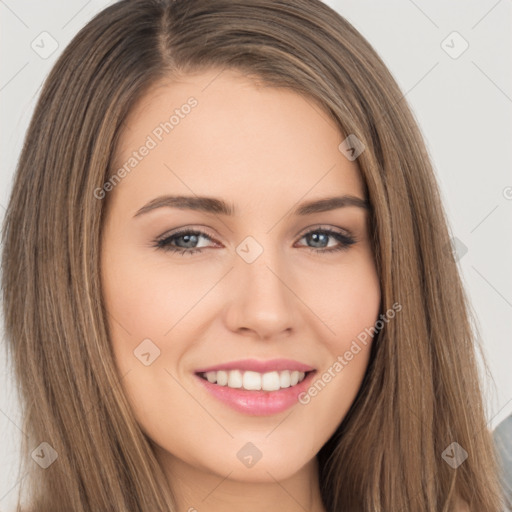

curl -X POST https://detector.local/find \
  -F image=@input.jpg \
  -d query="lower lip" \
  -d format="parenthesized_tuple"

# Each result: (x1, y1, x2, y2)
(194, 371, 316, 416)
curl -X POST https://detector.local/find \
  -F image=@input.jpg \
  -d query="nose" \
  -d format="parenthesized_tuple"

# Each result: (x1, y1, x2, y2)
(223, 243, 299, 340)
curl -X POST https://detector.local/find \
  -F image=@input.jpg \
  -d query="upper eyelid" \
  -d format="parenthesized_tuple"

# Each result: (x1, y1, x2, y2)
(157, 227, 218, 244)
(296, 224, 353, 238)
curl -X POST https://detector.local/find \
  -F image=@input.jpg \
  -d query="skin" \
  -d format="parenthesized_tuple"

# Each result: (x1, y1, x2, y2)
(100, 68, 381, 512)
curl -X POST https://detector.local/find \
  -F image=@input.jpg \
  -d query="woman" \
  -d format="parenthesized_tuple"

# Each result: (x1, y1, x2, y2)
(1, 0, 506, 510)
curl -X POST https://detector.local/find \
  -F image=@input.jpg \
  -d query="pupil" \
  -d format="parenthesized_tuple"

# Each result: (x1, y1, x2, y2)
(179, 234, 198, 248)
(309, 233, 327, 248)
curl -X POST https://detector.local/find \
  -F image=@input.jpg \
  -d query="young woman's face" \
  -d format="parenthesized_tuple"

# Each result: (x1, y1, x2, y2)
(101, 68, 380, 484)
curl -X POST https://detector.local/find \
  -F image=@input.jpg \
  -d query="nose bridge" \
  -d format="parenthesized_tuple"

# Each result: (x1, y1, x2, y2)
(237, 233, 289, 301)
(225, 233, 296, 337)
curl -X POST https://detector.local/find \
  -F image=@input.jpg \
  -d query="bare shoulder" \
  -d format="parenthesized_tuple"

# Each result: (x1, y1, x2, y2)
(454, 497, 470, 511)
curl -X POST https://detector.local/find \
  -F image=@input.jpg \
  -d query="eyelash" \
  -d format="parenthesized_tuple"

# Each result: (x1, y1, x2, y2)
(153, 226, 356, 256)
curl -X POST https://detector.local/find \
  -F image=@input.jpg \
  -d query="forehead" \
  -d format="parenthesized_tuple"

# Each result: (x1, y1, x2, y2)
(110, 68, 365, 211)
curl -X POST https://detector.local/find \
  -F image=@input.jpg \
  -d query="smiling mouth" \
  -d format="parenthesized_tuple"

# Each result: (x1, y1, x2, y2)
(197, 369, 314, 391)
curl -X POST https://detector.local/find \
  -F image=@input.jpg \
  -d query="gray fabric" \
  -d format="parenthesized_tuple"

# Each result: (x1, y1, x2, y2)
(494, 414, 512, 511)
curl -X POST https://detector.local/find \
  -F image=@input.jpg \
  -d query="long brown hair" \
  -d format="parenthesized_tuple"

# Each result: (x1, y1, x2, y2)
(1, 0, 505, 510)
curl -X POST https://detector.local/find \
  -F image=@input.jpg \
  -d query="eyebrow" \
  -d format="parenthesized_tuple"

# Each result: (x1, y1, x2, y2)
(133, 194, 369, 218)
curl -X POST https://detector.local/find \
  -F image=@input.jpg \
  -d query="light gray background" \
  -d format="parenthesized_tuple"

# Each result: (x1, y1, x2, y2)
(1, 0, 511, 508)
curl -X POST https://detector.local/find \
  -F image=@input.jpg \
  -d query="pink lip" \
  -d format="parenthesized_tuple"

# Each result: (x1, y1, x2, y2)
(194, 369, 317, 416)
(195, 358, 315, 374)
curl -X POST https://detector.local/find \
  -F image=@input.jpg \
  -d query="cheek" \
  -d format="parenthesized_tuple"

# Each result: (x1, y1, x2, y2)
(101, 245, 229, 422)
(301, 250, 381, 347)
(293, 267, 380, 445)
(334, 264, 381, 341)
(299, 252, 380, 402)
(102, 246, 219, 345)
(100, 250, 208, 444)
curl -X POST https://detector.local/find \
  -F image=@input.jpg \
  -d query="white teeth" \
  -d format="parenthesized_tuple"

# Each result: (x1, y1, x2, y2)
(216, 370, 228, 386)
(205, 371, 217, 383)
(262, 371, 280, 391)
(279, 370, 291, 388)
(227, 369, 243, 388)
(243, 371, 262, 390)
(200, 369, 309, 391)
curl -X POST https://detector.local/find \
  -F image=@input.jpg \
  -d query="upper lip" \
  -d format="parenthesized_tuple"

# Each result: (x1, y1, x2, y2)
(195, 358, 315, 374)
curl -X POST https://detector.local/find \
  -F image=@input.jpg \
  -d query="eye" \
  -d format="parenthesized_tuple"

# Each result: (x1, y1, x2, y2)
(295, 227, 356, 254)
(153, 228, 217, 256)
(152, 226, 356, 256)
